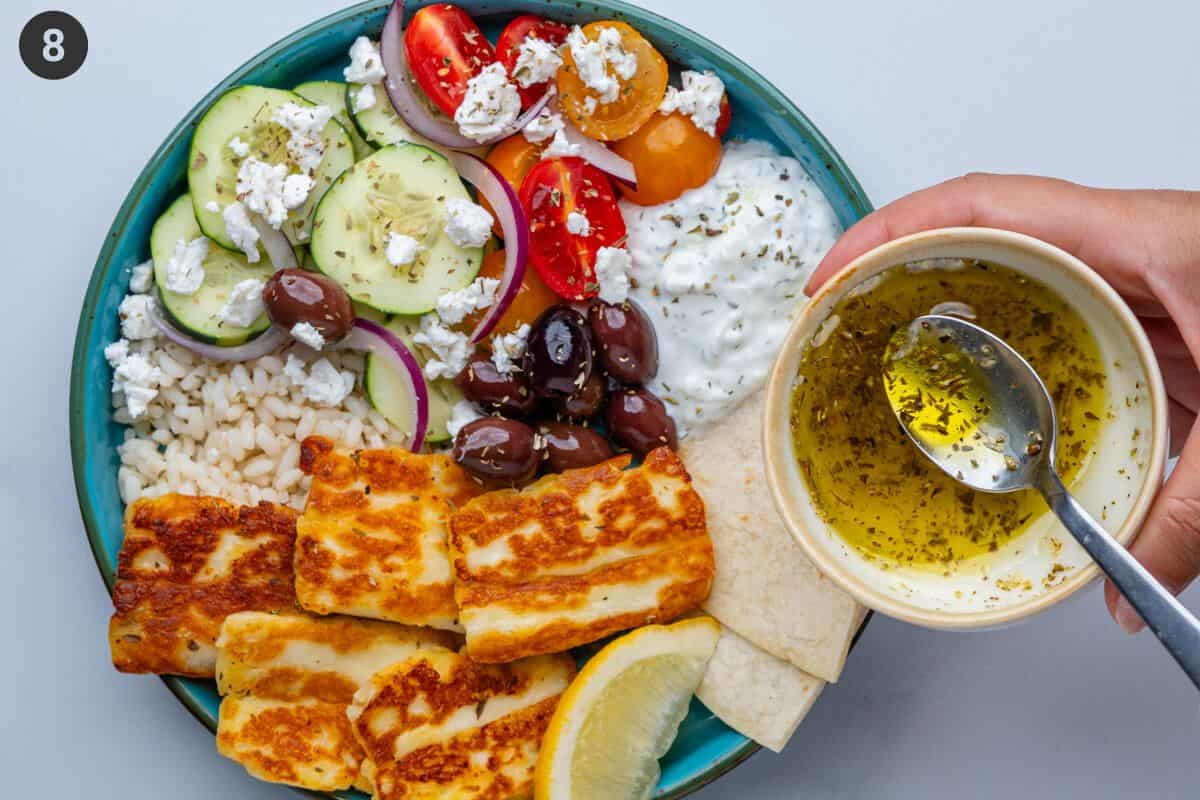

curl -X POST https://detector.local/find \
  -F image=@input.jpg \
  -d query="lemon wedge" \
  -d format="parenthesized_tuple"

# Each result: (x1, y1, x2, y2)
(535, 617, 721, 800)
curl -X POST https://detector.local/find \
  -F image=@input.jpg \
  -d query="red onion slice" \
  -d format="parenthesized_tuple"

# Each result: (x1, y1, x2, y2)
(446, 151, 529, 343)
(339, 318, 430, 452)
(148, 298, 290, 362)
(380, 0, 555, 149)
(561, 117, 638, 187)
(249, 214, 299, 270)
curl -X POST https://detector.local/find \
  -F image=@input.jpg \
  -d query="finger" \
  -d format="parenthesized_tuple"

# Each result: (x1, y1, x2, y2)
(1106, 426, 1200, 633)
(1169, 399, 1196, 458)
(808, 173, 1098, 293)
(1142, 318, 1200, 415)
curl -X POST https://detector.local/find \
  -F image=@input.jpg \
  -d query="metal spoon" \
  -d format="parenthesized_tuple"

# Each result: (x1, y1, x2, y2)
(884, 313, 1200, 689)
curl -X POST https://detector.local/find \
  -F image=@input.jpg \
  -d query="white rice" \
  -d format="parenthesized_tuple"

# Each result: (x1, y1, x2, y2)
(113, 339, 406, 510)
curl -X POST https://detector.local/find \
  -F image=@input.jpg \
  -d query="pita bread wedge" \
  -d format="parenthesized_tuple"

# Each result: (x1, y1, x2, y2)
(696, 625, 824, 752)
(679, 393, 862, 682)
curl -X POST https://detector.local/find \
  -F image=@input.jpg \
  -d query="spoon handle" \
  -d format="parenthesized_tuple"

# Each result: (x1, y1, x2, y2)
(1037, 469, 1200, 690)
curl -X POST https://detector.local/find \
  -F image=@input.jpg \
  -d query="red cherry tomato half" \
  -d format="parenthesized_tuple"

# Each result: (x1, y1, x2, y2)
(715, 94, 732, 137)
(519, 157, 627, 300)
(404, 4, 497, 117)
(496, 14, 570, 107)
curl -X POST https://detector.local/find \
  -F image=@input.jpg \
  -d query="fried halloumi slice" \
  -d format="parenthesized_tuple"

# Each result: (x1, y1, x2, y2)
(108, 495, 297, 677)
(217, 694, 365, 791)
(215, 610, 459, 792)
(295, 436, 483, 630)
(216, 610, 461, 702)
(348, 650, 575, 800)
(448, 447, 715, 663)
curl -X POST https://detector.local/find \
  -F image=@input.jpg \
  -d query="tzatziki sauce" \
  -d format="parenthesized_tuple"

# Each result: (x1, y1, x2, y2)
(621, 139, 841, 436)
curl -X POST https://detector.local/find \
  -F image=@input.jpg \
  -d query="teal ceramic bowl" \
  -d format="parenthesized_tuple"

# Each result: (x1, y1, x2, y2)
(70, 1, 872, 797)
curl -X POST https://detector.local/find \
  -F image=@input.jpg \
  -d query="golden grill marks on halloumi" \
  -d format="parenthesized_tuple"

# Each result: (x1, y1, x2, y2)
(295, 436, 484, 630)
(214, 611, 460, 793)
(348, 650, 575, 800)
(108, 495, 297, 677)
(448, 447, 715, 663)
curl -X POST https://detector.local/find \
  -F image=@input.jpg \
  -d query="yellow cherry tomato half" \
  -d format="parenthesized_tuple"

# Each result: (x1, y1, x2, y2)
(557, 21, 668, 142)
(611, 111, 722, 206)
(459, 249, 560, 337)
(481, 134, 545, 237)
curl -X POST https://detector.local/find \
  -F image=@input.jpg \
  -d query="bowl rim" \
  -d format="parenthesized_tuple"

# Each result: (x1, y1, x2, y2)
(68, 0, 873, 797)
(762, 226, 1170, 630)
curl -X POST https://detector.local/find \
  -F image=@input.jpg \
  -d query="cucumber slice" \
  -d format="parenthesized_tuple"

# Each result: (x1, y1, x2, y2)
(150, 194, 274, 345)
(310, 143, 482, 314)
(348, 80, 442, 151)
(293, 80, 374, 160)
(365, 316, 466, 444)
(188, 85, 354, 250)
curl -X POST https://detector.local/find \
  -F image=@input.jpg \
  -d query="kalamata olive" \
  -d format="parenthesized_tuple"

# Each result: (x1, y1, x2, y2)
(538, 422, 615, 472)
(263, 269, 354, 342)
(557, 370, 607, 420)
(588, 301, 658, 384)
(605, 388, 678, 456)
(454, 355, 536, 417)
(452, 418, 541, 484)
(524, 306, 594, 397)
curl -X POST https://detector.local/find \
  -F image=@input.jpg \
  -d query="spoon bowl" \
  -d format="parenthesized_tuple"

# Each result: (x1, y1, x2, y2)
(883, 314, 1054, 494)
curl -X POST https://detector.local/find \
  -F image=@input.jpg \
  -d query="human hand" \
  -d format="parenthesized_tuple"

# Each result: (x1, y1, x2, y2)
(805, 173, 1200, 633)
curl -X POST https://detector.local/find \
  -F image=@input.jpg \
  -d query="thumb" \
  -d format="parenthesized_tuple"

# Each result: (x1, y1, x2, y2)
(1105, 420, 1200, 633)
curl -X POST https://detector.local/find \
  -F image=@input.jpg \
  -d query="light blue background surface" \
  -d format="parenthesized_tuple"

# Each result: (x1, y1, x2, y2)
(3, 0, 1199, 797)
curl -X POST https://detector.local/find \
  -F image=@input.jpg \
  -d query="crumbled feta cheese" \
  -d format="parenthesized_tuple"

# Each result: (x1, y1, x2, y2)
(290, 322, 326, 350)
(566, 210, 591, 236)
(129, 260, 154, 294)
(352, 82, 377, 113)
(217, 278, 266, 328)
(446, 400, 485, 439)
(542, 127, 581, 158)
(582, 96, 597, 116)
(566, 25, 637, 104)
(594, 246, 632, 304)
(283, 353, 308, 385)
(204, 200, 221, 213)
(227, 136, 251, 158)
(222, 201, 261, 262)
(523, 108, 565, 143)
(413, 314, 472, 380)
(163, 237, 209, 295)
(443, 198, 494, 249)
(106, 340, 163, 420)
(384, 232, 423, 267)
(119, 294, 158, 340)
(658, 70, 726, 136)
(282, 173, 315, 211)
(435, 277, 500, 325)
(236, 158, 291, 229)
(344, 36, 386, 84)
(453, 63, 521, 143)
(104, 339, 129, 368)
(512, 36, 563, 88)
(285, 354, 355, 406)
(271, 102, 332, 174)
(491, 323, 531, 375)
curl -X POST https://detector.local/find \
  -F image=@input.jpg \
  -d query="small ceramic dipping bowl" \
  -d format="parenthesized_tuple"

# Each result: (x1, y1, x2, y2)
(763, 227, 1169, 629)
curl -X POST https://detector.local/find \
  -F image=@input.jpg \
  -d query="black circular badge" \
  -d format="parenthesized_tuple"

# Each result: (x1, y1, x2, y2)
(20, 11, 87, 80)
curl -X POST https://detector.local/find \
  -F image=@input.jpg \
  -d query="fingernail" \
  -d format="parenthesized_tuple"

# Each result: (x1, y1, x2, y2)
(1114, 598, 1145, 635)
